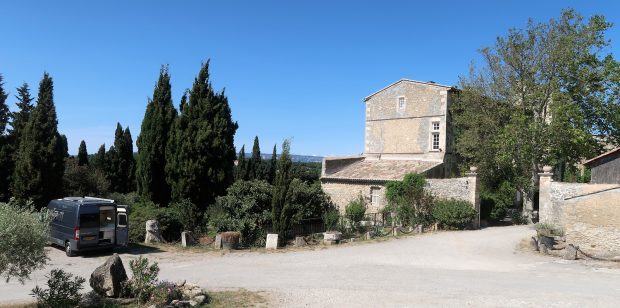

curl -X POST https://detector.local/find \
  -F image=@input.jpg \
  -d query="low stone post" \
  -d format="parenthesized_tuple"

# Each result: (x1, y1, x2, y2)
(181, 231, 195, 247)
(266, 233, 279, 250)
(214, 234, 222, 250)
(145, 220, 164, 244)
(466, 166, 480, 229)
(392, 226, 400, 236)
(538, 166, 554, 224)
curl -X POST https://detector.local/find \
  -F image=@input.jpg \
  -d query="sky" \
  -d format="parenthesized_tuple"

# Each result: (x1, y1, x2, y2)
(1, 1, 619, 156)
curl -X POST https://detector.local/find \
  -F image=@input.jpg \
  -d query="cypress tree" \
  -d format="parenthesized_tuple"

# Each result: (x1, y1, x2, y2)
(268, 144, 277, 184)
(271, 140, 293, 245)
(235, 145, 247, 181)
(0, 75, 10, 201)
(165, 92, 186, 198)
(12, 73, 67, 206)
(167, 61, 238, 209)
(136, 66, 177, 205)
(11, 83, 34, 140)
(77, 140, 88, 166)
(107, 123, 135, 193)
(91, 143, 106, 171)
(247, 136, 263, 180)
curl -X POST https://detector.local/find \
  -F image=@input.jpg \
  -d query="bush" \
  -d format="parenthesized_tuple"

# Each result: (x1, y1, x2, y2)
(170, 199, 201, 233)
(31, 268, 85, 308)
(480, 181, 515, 223)
(124, 256, 160, 304)
(0, 199, 50, 283)
(128, 201, 183, 243)
(322, 208, 340, 231)
(63, 158, 111, 197)
(535, 223, 564, 237)
(148, 281, 182, 307)
(432, 199, 477, 230)
(345, 196, 366, 230)
(385, 173, 435, 227)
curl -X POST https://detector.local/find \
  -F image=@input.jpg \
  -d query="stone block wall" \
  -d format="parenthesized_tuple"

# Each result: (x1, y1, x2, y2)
(539, 169, 620, 257)
(426, 178, 470, 202)
(321, 182, 386, 214)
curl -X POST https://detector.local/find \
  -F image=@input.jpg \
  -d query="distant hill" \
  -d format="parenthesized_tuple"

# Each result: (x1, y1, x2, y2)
(259, 154, 323, 163)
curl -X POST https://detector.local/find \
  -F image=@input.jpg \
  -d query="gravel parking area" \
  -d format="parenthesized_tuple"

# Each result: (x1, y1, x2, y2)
(2, 225, 620, 307)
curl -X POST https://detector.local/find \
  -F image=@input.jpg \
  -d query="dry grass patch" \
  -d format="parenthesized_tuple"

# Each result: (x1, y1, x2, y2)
(206, 289, 270, 307)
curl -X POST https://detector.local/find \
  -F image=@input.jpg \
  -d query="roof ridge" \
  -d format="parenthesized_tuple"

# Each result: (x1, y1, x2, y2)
(364, 79, 455, 102)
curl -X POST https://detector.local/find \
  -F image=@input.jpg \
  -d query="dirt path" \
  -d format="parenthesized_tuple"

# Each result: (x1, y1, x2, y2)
(2, 226, 620, 307)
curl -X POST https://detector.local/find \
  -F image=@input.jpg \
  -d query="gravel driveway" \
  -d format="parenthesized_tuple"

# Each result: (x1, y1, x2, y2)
(2, 225, 620, 307)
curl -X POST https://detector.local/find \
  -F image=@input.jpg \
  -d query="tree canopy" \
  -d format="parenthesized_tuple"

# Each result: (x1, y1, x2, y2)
(452, 9, 620, 196)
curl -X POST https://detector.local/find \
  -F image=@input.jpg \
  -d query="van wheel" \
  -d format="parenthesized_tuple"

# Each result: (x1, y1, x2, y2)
(65, 242, 76, 257)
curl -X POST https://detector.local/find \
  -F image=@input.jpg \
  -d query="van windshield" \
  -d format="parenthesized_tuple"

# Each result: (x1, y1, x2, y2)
(80, 214, 99, 228)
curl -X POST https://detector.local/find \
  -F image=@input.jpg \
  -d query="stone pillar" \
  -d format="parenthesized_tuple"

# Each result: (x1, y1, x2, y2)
(538, 166, 554, 224)
(466, 166, 480, 229)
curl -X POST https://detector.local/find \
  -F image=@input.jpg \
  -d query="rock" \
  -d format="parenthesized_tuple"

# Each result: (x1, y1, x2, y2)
(530, 237, 539, 251)
(294, 236, 306, 247)
(220, 231, 240, 249)
(392, 227, 400, 236)
(323, 231, 342, 241)
(188, 300, 198, 307)
(144, 220, 164, 244)
(564, 244, 578, 260)
(214, 234, 222, 250)
(266, 233, 278, 250)
(182, 231, 196, 247)
(349, 238, 355, 243)
(416, 224, 424, 234)
(538, 242, 549, 254)
(365, 232, 371, 240)
(90, 253, 128, 297)
(323, 240, 337, 245)
(176, 279, 186, 287)
(193, 295, 206, 304)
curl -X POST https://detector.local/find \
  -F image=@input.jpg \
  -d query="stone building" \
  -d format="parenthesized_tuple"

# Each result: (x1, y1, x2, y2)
(321, 79, 460, 212)
(583, 148, 620, 184)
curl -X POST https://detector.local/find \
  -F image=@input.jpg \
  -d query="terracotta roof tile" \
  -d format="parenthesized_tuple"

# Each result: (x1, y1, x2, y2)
(322, 158, 442, 181)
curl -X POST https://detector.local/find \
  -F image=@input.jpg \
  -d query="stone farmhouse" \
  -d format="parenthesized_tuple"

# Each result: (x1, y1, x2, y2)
(321, 79, 461, 213)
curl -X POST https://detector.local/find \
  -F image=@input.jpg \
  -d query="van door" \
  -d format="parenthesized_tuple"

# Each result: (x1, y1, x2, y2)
(116, 210, 128, 247)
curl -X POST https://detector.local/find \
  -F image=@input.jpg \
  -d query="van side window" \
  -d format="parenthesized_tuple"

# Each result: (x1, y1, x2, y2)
(118, 213, 127, 227)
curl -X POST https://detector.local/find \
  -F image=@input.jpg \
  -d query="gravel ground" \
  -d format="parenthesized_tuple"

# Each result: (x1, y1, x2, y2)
(2, 225, 620, 307)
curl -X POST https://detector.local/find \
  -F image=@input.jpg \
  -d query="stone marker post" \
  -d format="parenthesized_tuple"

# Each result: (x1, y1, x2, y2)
(466, 166, 481, 229)
(266, 233, 279, 250)
(538, 166, 554, 224)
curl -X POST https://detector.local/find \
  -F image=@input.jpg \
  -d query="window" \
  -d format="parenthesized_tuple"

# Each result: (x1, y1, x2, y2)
(80, 214, 99, 228)
(371, 187, 381, 207)
(398, 97, 405, 110)
(117, 213, 128, 227)
(431, 121, 440, 151)
(432, 133, 440, 150)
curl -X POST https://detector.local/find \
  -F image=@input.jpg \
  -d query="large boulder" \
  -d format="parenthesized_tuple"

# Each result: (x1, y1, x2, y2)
(90, 253, 128, 297)
(145, 220, 164, 244)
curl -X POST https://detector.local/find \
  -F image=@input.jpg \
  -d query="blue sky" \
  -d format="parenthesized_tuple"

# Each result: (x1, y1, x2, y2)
(1, 1, 619, 156)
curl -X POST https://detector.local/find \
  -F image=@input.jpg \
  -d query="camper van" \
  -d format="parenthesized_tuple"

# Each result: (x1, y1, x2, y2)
(47, 197, 128, 257)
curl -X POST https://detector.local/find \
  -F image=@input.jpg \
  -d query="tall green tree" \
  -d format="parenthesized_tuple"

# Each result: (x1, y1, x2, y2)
(12, 73, 67, 207)
(452, 9, 619, 214)
(10, 83, 34, 141)
(235, 145, 247, 181)
(136, 66, 177, 205)
(0, 75, 10, 201)
(91, 143, 106, 171)
(107, 123, 135, 193)
(166, 61, 238, 209)
(268, 144, 277, 184)
(77, 140, 88, 166)
(247, 136, 263, 180)
(271, 140, 294, 245)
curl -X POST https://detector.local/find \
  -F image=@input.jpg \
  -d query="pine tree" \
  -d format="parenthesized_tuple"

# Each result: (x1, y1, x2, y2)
(271, 140, 293, 245)
(268, 144, 277, 184)
(136, 66, 177, 205)
(91, 143, 106, 171)
(235, 145, 247, 181)
(11, 83, 34, 140)
(166, 61, 238, 209)
(0, 74, 10, 201)
(247, 136, 263, 180)
(12, 73, 67, 206)
(107, 123, 135, 193)
(77, 140, 88, 166)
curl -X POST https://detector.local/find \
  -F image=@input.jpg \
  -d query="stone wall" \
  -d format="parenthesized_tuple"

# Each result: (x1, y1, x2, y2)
(562, 188, 620, 257)
(322, 171, 480, 227)
(364, 81, 452, 161)
(539, 169, 620, 257)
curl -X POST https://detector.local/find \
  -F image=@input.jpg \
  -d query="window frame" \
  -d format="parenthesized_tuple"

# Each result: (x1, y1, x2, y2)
(430, 121, 441, 151)
(397, 96, 406, 111)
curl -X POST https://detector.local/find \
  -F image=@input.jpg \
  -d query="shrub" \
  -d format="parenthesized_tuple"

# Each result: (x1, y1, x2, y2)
(31, 269, 85, 308)
(322, 208, 340, 231)
(128, 201, 183, 243)
(63, 158, 111, 197)
(385, 173, 435, 227)
(170, 199, 201, 233)
(345, 195, 366, 230)
(148, 281, 182, 307)
(124, 256, 160, 304)
(0, 199, 50, 283)
(432, 199, 477, 230)
(535, 223, 564, 237)
(480, 181, 515, 223)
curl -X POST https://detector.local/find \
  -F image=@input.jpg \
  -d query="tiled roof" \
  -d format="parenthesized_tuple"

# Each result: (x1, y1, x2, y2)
(322, 158, 442, 182)
(583, 148, 620, 166)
